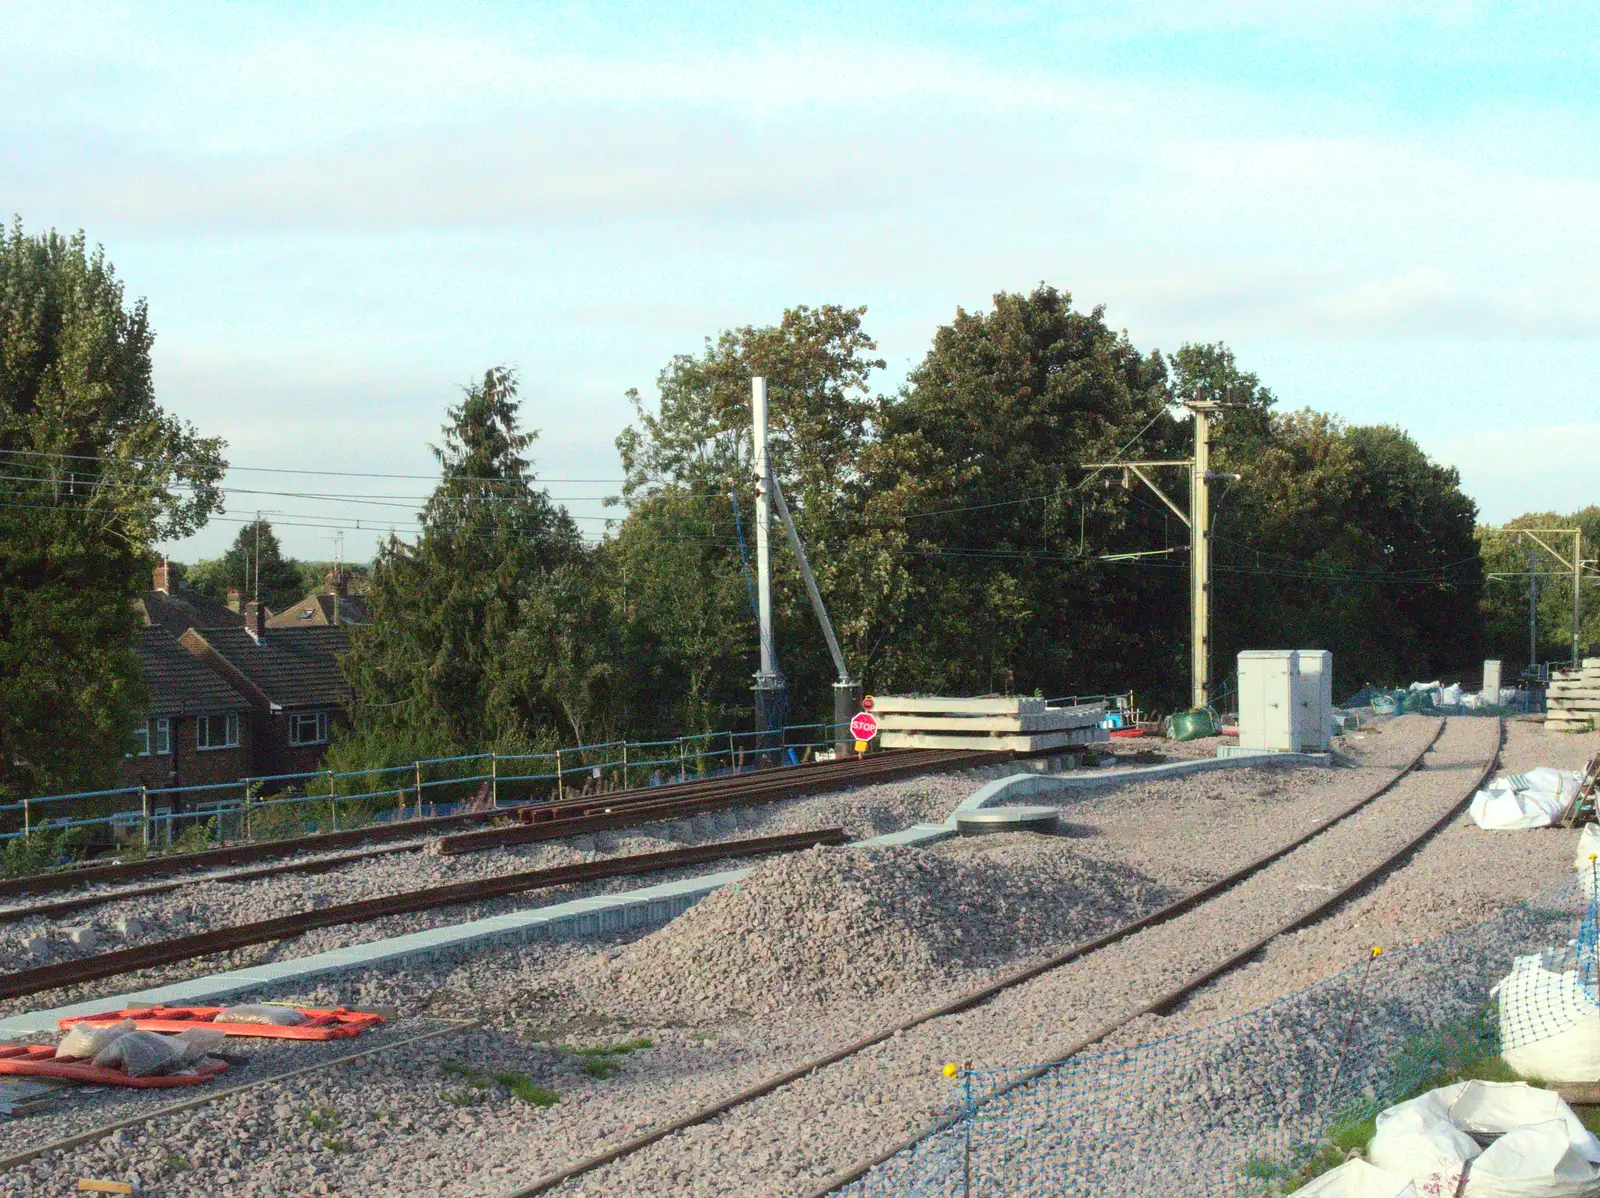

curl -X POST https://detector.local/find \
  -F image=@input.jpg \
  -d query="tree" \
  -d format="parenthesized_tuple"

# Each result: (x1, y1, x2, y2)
(613, 305, 887, 728)
(1478, 508, 1600, 673)
(0, 223, 224, 801)
(186, 519, 303, 611)
(339, 368, 586, 758)
(865, 285, 1180, 699)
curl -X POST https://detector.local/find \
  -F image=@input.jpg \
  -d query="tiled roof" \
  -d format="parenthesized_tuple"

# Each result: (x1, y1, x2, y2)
(265, 591, 369, 628)
(185, 627, 351, 709)
(136, 627, 251, 715)
(139, 587, 246, 637)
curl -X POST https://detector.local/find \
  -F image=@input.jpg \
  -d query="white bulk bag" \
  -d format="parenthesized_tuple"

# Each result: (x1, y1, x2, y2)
(1471, 770, 1582, 830)
(1289, 1159, 1417, 1196)
(1440, 683, 1464, 706)
(1369, 1081, 1600, 1197)
(1494, 955, 1600, 1083)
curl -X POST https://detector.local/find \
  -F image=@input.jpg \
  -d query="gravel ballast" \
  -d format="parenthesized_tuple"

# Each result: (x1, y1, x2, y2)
(10, 716, 1570, 1197)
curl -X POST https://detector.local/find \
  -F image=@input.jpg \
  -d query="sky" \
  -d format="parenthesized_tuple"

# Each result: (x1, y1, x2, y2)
(3, 0, 1596, 563)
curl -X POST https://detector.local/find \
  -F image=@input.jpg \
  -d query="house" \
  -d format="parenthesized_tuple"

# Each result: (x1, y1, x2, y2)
(127, 565, 354, 789)
(121, 626, 257, 793)
(179, 610, 352, 777)
(266, 568, 368, 628)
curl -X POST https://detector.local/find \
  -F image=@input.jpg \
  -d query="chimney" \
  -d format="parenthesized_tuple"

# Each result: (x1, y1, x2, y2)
(243, 600, 266, 641)
(227, 588, 244, 614)
(152, 560, 172, 593)
(324, 567, 347, 598)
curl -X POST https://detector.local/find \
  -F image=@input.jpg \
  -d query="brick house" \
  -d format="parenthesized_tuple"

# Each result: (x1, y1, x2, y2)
(121, 626, 257, 793)
(127, 565, 354, 789)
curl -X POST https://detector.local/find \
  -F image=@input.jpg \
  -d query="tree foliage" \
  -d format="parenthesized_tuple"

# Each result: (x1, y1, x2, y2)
(0, 222, 224, 799)
(339, 368, 589, 759)
(185, 518, 305, 611)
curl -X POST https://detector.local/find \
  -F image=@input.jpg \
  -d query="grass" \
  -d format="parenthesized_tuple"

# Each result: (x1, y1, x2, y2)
(304, 1104, 338, 1132)
(442, 1059, 560, 1107)
(319, 1137, 351, 1153)
(494, 1071, 560, 1106)
(575, 1036, 654, 1080)
(164, 1153, 192, 1172)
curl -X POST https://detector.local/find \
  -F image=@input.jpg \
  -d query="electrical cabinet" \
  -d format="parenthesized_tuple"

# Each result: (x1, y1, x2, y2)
(1237, 650, 1300, 752)
(1295, 650, 1333, 751)
(1482, 660, 1502, 702)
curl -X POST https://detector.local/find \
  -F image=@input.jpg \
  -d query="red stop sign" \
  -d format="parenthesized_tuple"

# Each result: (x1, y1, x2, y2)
(849, 711, 879, 741)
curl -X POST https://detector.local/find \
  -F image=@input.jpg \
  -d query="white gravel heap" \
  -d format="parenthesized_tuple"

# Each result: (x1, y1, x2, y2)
(589, 836, 1171, 1017)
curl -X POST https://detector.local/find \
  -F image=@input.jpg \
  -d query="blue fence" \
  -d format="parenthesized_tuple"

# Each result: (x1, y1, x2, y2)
(837, 870, 1597, 1197)
(0, 718, 857, 851)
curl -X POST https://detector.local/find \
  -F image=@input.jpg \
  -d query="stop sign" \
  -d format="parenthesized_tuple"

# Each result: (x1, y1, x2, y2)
(849, 711, 879, 741)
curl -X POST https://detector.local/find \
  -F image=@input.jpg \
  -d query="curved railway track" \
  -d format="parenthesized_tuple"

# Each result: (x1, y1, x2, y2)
(501, 716, 1493, 1198)
(0, 746, 992, 908)
(0, 829, 845, 1003)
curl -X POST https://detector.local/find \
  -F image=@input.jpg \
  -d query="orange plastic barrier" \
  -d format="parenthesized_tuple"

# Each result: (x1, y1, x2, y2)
(57, 1005, 385, 1041)
(0, 1043, 228, 1088)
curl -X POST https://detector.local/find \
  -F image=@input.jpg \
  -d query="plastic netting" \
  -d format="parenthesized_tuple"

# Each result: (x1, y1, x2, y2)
(836, 870, 1600, 1198)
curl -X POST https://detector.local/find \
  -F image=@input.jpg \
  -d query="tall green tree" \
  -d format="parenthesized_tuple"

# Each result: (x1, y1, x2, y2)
(0, 223, 224, 801)
(1478, 508, 1600, 672)
(339, 368, 586, 758)
(186, 518, 304, 611)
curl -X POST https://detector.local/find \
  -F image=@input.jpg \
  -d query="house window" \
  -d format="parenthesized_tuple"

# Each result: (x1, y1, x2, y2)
(132, 722, 150, 756)
(196, 711, 239, 750)
(289, 711, 330, 746)
(153, 717, 171, 756)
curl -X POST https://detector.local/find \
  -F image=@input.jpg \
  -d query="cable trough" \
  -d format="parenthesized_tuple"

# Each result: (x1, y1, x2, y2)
(0, 827, 846, 1002)
(501, 718, 1475, 1198)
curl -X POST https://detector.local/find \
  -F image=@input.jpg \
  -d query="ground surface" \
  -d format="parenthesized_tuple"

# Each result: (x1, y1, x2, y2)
(4, 716, 1595, 1197)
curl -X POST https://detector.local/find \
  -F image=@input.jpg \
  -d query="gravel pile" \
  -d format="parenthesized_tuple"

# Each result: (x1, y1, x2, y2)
(579, 837, 1172, 1018)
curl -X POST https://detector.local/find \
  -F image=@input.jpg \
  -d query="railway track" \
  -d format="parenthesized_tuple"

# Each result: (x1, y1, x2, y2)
(0, 747, 986, 905)
(501, 717, 1490, 1198)
(0, 828, 845, 1002)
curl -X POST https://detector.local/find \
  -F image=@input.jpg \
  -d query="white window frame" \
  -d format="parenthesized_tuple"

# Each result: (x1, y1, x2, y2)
(289, 711, 330, 746)
(196, 711, 240, 750)
(153, 717, 171, 756)
(132, 722, 150, 756)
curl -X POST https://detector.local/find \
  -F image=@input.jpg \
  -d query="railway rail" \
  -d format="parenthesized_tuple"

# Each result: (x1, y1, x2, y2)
(501, 717, 1485, 1198)
(0, 747, 986, 903)
(0, 827, 846, 1002)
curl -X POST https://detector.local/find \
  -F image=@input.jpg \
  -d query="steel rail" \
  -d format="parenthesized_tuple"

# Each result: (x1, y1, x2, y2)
(0, 828, 846, 1002)
(799, 717, 1503, 1198)
(0, 749, 976, 900)
(502, 719, 1459, 1198)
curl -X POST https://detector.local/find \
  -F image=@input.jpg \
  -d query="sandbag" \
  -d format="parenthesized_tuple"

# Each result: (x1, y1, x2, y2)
(1369, 1080, 1600, 1197)
(1494, 955, 1600, 1083)
(214, 1003, 308, 1027)
(1470, 770, 1582, 830)
(56, 1017, 136, 1060)
(91, 1030, 187, 1078)
(1289, 1159, 1418, 1197)
(174, 1027, 227, 1063)
(1440, 683, 1463, 707)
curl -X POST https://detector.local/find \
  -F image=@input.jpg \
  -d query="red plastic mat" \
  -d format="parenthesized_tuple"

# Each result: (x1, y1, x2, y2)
(57, 1005, 384, 1041)
(0, 1043, 228, 1088)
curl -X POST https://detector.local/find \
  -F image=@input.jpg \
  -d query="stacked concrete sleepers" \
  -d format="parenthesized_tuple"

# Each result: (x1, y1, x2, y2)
(875, 695, 1110, 753)
(1548, 658, 1600, 733)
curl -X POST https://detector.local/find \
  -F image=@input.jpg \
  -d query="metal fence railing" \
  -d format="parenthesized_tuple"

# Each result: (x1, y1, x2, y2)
(0, 719, 857, 856)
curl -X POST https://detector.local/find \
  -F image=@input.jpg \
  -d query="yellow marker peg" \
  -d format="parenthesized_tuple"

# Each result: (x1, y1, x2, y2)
(943, 1063, 959, 1078)
(1371, 946, 1383, 958)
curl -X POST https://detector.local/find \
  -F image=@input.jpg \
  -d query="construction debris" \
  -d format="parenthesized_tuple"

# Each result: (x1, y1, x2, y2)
(874, 695, 1108, 752)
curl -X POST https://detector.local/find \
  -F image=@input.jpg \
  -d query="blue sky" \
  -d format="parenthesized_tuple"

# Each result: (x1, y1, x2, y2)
(3, 1, 1596, 561)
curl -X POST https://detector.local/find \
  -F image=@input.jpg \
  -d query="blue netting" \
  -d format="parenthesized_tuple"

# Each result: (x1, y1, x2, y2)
(837, 867, 1600, 1197)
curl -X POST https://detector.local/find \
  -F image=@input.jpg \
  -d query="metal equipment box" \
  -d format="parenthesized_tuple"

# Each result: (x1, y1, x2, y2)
(1237, 650, 1301, 753)
(1295, 650, 1333, 751)
(1483, 660, 1502, 702)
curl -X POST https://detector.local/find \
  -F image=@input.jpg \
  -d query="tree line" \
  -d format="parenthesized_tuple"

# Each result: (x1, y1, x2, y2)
(1, 221, 1591, 801)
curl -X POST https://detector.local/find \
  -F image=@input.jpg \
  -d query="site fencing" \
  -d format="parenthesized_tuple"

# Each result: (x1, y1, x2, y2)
(836, 870, 1599, 1198)
(0, 719, 857, 853)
